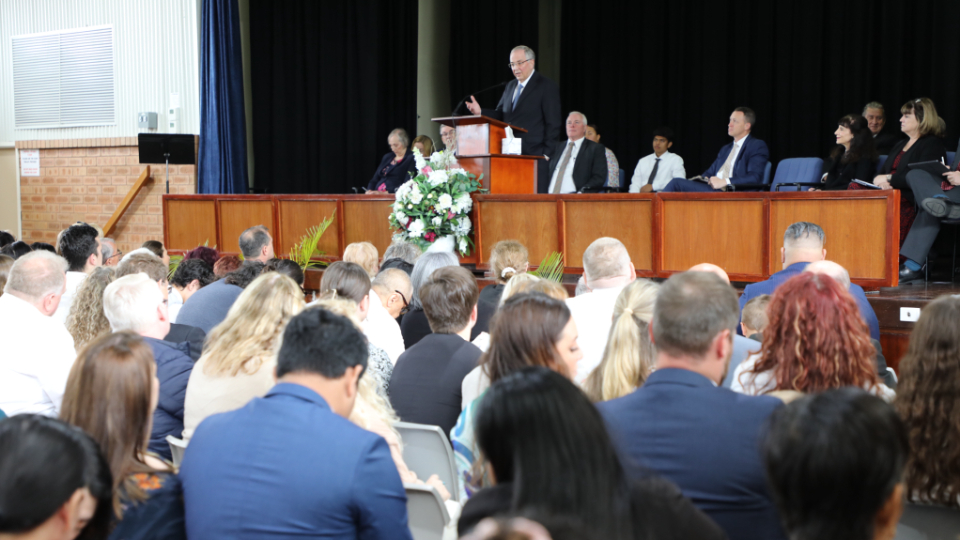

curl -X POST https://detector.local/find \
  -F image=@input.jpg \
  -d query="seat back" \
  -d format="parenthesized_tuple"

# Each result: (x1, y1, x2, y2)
(763, 161, 772, 185)
(405, 484, 449, 540)
(618, 168, 625, 190)
(166, 435, 187, 468)
(877, 155, 888, 172)
(395, 422, 459, 502)
(770, 158, 824, 191)
(947, 151, 956, 166)
(895, 503, 960, 540)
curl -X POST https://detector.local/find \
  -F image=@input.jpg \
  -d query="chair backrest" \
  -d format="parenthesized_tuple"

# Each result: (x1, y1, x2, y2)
(405, 483, 449, 540)
(618, 168, 625, 189)
(395, 421, 459, 502)
(877, 155, 888, 172)
(770, 158, 824, 191)
(894, 502, 960, 540)
(166, 435, 187, 468)
(763, 161, 773, 185)
(947, 152, 956, 166)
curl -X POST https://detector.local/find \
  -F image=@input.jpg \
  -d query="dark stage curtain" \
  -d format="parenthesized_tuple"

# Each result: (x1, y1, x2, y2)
(448, 0, 539, 116)
(559, 0, 960, 180)
(250, 1, 418, 194)
(198, 0, 248, 194)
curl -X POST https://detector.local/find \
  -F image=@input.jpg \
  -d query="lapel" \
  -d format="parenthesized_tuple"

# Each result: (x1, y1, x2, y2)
(731, 137, 749, 171)
(512, 72, 538, 113)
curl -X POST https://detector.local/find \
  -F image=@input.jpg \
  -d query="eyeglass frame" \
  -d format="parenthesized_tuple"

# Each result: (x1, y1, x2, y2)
(394, 289, 410, 315)
(507, 58, 532, 69)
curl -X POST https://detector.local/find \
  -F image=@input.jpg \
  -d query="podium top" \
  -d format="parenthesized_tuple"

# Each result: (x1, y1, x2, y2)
(431, 115, 528, 133)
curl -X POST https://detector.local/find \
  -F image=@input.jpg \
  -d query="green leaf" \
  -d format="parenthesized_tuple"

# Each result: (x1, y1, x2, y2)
(530, 251, 564, 283)
(288, 211, 336, 271)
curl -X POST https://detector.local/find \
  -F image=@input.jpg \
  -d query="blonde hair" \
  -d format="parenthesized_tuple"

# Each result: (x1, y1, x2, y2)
(343, 242, 379, 279)
(584, 279, 659, 402)
(490, 240, 528, 284)
(67, 267, 116, 351)
(499, 273, 569, 307)
(202, 273, 305, 377)
(499, 273, 540, 306)
(901, 97, 946, 138)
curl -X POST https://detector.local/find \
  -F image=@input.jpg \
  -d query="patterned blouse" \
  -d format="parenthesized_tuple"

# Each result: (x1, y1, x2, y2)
(604, 148, 620, 187)
(367, 344, 393, 398)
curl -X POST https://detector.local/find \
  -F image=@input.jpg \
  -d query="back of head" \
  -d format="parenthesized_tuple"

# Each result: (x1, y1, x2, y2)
(184, 246, 219, 268)
(741, 294, 772, 334)
(804, 260, 851, 290)
(67, 267, 116, 350)
(382, 240, 422, 266)
(420, 266, 479, 333)
(30, 242, 56, 254)
(170, 258, 215, 289)
(0, 254, 14, 297)
(483, 293, 572, 381)
(0, 414, 112, 537)
(320, 261, 371, 303)
(98, 238, 116, 261)
(505, 278, 569, 304)
(5, 251, 67, 302)
(141, 240, 164, 259)
(0, 230, 14, 248)
(901, 97, 945, 138)
(652, 271, 738, 358)
(499, 273, 540, 306)
(116, 252, 166, 282)
(343, 242, 379, 278)
(409, 251, 459, 309)
(238, 225, 271, 260)
(224, 261, 266, 289)
(378, 257, 414, 276)
(2, 241, 32, 260)
(783, 221, 825, 252)
(582, 238, 631, 284)
(372, 267, 411, 296)
(764, 388, 907, 540)
(276, 308, 368, 379)
(102, 273, 163, 333)
(263, 258, 304, 287)
(490, 240, 528, 284)
(60, 223, 100, 271)
(213, 255, 242, 277)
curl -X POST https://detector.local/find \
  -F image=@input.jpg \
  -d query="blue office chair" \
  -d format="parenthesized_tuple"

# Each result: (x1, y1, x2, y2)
(763, 161, 772, 186)
(876, 155, 887, 172)
(947, 151, 956, 166)
(771, 158, 825, 191)
(732, 161, 774, 191)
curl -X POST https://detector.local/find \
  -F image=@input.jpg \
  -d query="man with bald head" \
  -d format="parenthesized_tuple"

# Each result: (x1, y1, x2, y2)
(544, 111, 608, 193)
(366, 268, 412, 364)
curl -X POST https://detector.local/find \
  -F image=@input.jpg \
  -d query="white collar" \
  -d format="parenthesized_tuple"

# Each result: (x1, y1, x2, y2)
(517, 69, 536, 86)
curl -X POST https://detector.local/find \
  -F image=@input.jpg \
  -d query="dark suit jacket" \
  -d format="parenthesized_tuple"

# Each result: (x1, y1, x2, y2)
(881, 135, 947, 202)
(821, 149, 877, 190)
(598, 368, 786, 540)
(702, 135, 770, 186)
(367, 152, 417, 193)
(481, 71, 561, 158)
(163, 323, 206, 361)
(400, 300, 495, 349)
(144, 338, 195, 461)
(874, 130, 906, 155)
(389, 333, 481, 436)
(543, 138, 608, 193)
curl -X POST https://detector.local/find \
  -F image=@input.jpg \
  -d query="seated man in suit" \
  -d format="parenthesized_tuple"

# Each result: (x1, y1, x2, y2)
(662, 107, 769, 192)
(864, 101, 905, 155)
(629, 127, 687, 192)
(180, 308, 413, 540)
(598, 271, 786, 540)
(739, 221, 880, 341)
(390, 266, 481, 436)
(544, 111, 608, 193)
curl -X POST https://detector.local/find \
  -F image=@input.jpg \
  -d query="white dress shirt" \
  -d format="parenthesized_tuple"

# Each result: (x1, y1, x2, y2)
(0, 293, 78, 416)
(565, 283, 628, 383)
(730, 353, 896, 402)
(718, 135, 749, 182)
(168, 287, 184, 323)
(629, 151, 687, 192)
(546, 137, 585, 194)
(53, 271, 88, 326)
(362, 289, 405, 365)
(512, 69, 535, 106)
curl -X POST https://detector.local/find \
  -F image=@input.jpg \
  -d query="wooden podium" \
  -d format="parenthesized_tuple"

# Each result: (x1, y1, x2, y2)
(433, 115, 542, 194)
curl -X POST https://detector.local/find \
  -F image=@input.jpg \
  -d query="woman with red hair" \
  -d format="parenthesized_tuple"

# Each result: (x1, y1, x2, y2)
(731, 272, 893, 401)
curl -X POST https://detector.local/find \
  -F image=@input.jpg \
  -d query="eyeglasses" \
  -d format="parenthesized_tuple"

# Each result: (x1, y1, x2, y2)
(107, 250, 122, 260)
(395, 290, 409, 315)
(507, 59, 532, 69)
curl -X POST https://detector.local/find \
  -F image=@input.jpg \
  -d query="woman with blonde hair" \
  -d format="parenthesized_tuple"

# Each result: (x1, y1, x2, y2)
(480, 240, 529, 307)
(343, 242, 380, 279)
(182, 272, 305, 441)
(66, 266, 116, 351)
(584, 279, 659, 402)
(412, 135, 435, 157)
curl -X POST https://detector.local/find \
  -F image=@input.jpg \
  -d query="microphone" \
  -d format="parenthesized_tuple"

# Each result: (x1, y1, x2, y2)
(453, 80, 511, 115)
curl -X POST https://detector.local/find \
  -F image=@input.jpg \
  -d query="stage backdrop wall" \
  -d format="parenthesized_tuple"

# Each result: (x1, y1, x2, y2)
(559, 0, 960, 181)
(249, 0, 418, 194)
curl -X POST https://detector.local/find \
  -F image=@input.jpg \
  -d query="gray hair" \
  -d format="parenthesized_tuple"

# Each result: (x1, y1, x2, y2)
(409, 251, 459, 310)
(511, 45, 536, 60)
(4, 251, 67, 301)
(783, 222, 825, 249)
(389, 128, 410, 148)
(652, 271, 739, 358)
(863, 102, 885, 117)
(568, 111, 588, 126)
(804, 260, 851, 290)
(238, 225, 271, 259)
(103, 273, 163, 333)
(583, 237, 631, 283)
(383, 240, 422, 265)
(372, 267, 411, 296)
(101, 237, 116, 261)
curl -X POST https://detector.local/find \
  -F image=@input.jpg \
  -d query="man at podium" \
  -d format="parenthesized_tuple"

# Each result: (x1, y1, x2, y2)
(466, 45, 561, 187)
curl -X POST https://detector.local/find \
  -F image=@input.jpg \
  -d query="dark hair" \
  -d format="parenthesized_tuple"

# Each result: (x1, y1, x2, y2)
(116, 252, 167, 283)
(0, 231, 14, 248)
(0, 414, 113, 537)
(141, 240, 164, 259)
(481, 293, 572, 382)
(586, 123, 601, 135)
(276, 308, 368, 379)
(653, 126, 675, 143)
(379, 257, 415, 276)
(764, 388, 908, 540)
(224, 261, 266, 289)
(238, 225, 271, 259)
(60, 223, 100, 271)
(420, 266, 479, 333)
(652, 271, 739, 357)
(184, 246, 219, 268)
(319, 261, 371, 303)
(30, 242, 56, 253)
(0, 241, 32, 260)
(213, 255, 242, 277)
(734, 106, 756, 127)
(476, 367, 636, 539)
(263, 258, 304, 287)
(831, 114, 878, 165)
(170, 258, 215, 289)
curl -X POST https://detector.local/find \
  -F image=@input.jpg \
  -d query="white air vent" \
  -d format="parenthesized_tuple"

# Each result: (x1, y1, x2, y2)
(12, 25, 116, 129)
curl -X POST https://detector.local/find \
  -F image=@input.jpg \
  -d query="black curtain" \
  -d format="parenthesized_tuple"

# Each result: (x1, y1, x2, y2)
(560, 0, 960, 180)
(448, 0, 540, 115)
(250, 1, 418, 194)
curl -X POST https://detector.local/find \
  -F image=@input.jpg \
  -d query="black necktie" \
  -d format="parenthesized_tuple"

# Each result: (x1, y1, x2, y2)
(646, 158, 660, 185)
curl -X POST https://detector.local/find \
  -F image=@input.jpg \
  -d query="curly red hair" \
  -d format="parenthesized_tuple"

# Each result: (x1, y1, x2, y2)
(748, 272, 879, 393)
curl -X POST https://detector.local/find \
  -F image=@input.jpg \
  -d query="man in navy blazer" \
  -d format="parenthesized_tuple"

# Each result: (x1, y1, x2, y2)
(663, 107, 769, 192)
(179, 308, 413, 540)
(598, 271, 786, 540)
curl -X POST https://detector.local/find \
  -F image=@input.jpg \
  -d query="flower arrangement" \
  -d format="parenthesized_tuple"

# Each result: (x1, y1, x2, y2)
(388, 148, 483, 255)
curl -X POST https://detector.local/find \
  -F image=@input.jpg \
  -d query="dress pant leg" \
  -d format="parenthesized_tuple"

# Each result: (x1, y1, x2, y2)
(661, 178, 716, 192)
(899, 170, 960, 262)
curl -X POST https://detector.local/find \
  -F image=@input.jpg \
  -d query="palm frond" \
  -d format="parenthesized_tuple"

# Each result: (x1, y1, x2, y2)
(289, 211, 336, 271)
(531, 251, 564, 282)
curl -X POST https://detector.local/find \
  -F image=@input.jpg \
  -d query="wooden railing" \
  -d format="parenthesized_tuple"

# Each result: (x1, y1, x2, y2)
(104, 166, 151, 237)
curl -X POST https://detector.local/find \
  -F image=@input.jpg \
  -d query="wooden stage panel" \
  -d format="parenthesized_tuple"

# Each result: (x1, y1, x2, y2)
(219, 200, 275, 254)
(661, 199, 765, 277)
(342, 200, 395, 255)
(478, 201, 558, 266)
(277, 200, 340, 259)
(164, 200, 217, 251)
(563, 199, 654, 272)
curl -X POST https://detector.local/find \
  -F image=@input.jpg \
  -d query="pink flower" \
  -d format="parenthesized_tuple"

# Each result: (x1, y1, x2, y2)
(447, 211, 455, 219)
(422, 166, 433, 174)
(424, 232, 437, 243)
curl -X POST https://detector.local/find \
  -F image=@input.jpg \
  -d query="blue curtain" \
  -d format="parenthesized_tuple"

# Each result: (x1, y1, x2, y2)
(198, 0, 248, 194)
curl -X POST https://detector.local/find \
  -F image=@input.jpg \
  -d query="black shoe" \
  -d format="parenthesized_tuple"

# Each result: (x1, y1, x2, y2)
(899, 263, 925, 283)
(921, 197, 960, 219)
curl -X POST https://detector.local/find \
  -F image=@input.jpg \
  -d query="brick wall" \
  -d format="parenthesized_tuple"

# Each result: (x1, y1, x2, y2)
(15, 137, 197, 255)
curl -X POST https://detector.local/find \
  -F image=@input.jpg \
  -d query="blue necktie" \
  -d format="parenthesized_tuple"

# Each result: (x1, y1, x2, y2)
(512, 83, 524, 111)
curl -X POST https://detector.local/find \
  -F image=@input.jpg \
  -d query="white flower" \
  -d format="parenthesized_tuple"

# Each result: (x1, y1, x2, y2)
(396, 181, 412, 200)
(409, 190, 423, 204)
(428, 192, 435, 199)
(455, 193, 472, 213)
(430, 151, 444, 163)
(432, 216, 442, 226)
(408, 219, 425, 238)
(458, 237, 468, 253)
(413, 148, 427, 171)
(428, 169, 449, 186)
(455, 216, 472, 236)
(395, 211, 407, 223)
(407, 203, 413, 209)
(449, 168, 468, 178)
(437, 193, 453, 210)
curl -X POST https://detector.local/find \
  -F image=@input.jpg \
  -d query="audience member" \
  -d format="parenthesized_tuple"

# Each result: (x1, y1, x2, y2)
(629, 127, 686, 192)
(369, 268, 410, 362)
(379, 257, 415, 276)
(382, 239, 421, 267)
(53, 223, 101, 325)
(814, 114, 878, 190)
(343, 241, 379, 278)
(740, 294, 770, 340)
(223, 260, 265, 288)
(663, 107, 769, 192)
(141, 240, 170, 267)
(102, 273, 193, 461)
(599, 271, 786, 540)
(367, 128, 417, 193)
(545, 112, 607, 194)
(0, 230, 14, 248)
(0, 251, 76, 417)
(583, 279, 659, 402)
(176, 263, 244, 333)
(168, 258, 215, 323)
(100, 237, 120, 266)
(1, 240, 32, 259)
(566, 237, 636, 382)
(60, 332, 186, 539)
(390, 266, 482, 436)
(371, 268, 412, 320)
(238, 225, 275, 263)
(764, 389, 907, 540)
(460, 367, 724, 539)
(262, 257, 304, 287)
(0, 254, 13, 297)
(894, 295, 960, 508)
(182, 245, 218, 268)
(183, 273, 305, 442)
(179, 308, 413, 539)
(0, 414, 112, 540)
(212, 255, 241, 277)
(480, 240, 528, 307)
(584, 123, 620, 189)
(30, 242, 56, 254)
(461, 516, 589, 540)
(65, 267, 115, 352)
(739, 222, 880, 340)
(863, 101, 905, 154)
(412, 134, 435, 156)
(440, 124, 457, 154)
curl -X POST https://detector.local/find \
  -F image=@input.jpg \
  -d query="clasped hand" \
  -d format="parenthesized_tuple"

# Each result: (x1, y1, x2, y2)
(943, 171, 960, 186)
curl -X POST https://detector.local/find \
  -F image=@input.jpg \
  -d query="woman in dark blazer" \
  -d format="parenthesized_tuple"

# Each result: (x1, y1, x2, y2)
(366, 128, 417, 193)
(815, 114, 877, 190)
